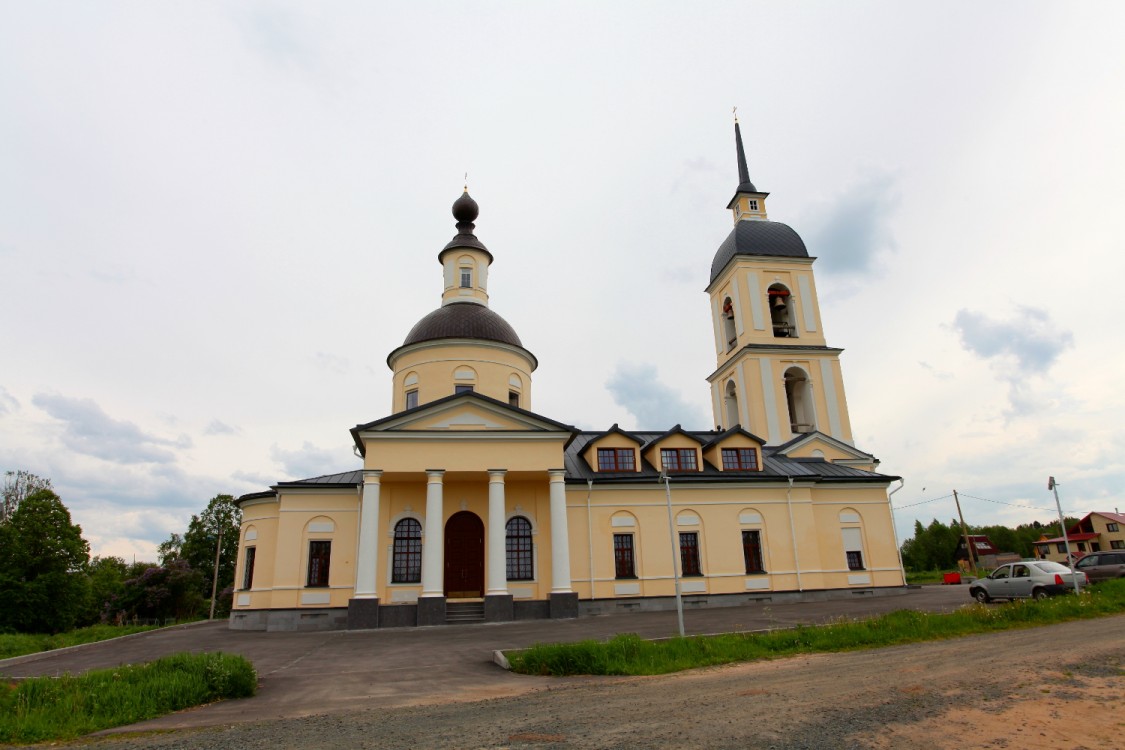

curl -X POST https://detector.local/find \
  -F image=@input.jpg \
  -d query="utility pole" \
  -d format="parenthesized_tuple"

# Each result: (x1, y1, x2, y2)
(1048, 477, 1081, 594)
(209, 525, 223, 620)
(953, 490, 976, 574)
(661, 473, 685, 638)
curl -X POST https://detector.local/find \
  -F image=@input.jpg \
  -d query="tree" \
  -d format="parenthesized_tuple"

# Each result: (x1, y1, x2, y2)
(114, 560, 206, 622)
(157, 533, 184, 565)
(0, 488, 91, 633)
(83, 555, 130, 625)
(1, 470, 53, 524)
(176, 494, 241, 618)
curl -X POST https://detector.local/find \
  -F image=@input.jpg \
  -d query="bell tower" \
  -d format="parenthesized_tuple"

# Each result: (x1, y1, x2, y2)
(705, 118, 855, 446)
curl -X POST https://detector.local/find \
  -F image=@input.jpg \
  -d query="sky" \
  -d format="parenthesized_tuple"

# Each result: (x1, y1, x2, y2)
(2, 1, 1124, 562)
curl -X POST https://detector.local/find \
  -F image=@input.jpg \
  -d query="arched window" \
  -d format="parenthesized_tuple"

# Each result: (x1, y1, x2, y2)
(768, 284, 796, 338)
(784, 367, 816, 434)
(458, 255, 475, 288)
(392, 518, 422, 583)
(453, 365, 477, 395)
(724, 380, 740, 428)
(721, 296, 737, 350)
(505, 516, 533, 581)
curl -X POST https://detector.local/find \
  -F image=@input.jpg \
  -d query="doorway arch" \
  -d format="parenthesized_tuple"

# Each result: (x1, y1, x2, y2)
(444, 511, 484, 598)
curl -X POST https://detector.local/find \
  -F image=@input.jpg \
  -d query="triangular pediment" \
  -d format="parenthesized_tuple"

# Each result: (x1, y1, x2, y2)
(774, 430, 876, 466)
(350, 392, 577, 455)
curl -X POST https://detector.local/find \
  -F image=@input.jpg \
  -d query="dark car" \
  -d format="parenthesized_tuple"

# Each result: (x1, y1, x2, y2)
(969, 561, 1086, 603)
(1073, 551, 1125, 583)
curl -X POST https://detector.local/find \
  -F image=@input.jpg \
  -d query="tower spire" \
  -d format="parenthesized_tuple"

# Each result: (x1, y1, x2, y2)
(734, 115, 756, 193)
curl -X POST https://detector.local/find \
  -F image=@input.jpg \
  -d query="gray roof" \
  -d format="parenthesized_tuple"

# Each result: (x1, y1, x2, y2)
(400, 302, 524, 348)
(710, 220, 809, 284)
(564, 430, 896, 485)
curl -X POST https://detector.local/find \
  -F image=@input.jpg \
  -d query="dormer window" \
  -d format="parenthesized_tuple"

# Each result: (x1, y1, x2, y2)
(598, 448, 636, 472)
(661, 448, 698, 473)
(721, 448, 758, 470)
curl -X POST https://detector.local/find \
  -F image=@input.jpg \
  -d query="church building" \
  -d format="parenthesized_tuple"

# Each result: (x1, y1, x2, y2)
(230, 122, 904, 631)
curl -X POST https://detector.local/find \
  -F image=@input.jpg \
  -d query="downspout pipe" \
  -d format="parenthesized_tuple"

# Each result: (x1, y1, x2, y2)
(887, 479, 907, 586)
(786, 476, 802, 592)
(586, 479, 595, 600)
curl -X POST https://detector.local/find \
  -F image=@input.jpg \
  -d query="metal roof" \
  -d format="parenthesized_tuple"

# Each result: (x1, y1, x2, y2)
(710, 220, 810, 284)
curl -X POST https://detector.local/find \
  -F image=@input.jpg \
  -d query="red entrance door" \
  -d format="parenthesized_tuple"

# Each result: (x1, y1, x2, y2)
(444, 511, 484, 598)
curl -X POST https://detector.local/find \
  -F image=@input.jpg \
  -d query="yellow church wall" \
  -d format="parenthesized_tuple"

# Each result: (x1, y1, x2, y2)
(708, 258, 828, 354)
(363, 438, 566, 474)
(234, 498, 280, 610)
(440, 248, 491, 307)
(389, 341, 534, 412)
(255, 490, 359, 611)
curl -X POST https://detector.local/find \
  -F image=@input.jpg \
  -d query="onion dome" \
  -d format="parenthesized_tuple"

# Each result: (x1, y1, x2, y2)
(439, 190, 493, 262)
(710, 221, 809, 283)
(401, 301, 523, 348)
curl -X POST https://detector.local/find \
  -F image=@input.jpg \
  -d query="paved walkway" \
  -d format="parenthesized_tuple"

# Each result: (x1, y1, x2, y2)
(0, 585, 969, 733)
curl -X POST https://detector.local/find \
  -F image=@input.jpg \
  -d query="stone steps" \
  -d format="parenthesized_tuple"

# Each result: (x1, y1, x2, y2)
(445, 601, 485, 624)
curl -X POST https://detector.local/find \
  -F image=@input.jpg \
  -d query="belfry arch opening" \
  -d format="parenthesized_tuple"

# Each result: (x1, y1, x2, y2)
(721, 296, 737, 350)
(768, 284, 795, 338)
(784, 367, 815, 435)
(724, 380, 740, 428)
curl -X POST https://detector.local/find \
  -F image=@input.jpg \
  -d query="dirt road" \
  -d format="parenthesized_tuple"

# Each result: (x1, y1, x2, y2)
(76, 614, 1123, 750)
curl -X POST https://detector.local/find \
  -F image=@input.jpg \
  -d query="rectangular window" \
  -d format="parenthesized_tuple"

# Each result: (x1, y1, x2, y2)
(460, 268, 472, 288)
(722, 448, 758, 470)
(405, 390, 419, 409)
(307, 541, 331, 587)
(614, 534, 636, 578)
(1056, 543, 1066, 553)
(1107, 523, 1120, 532)
(1111, 540, 1124, 550)
(597, 448, 636, 472)
(1077, 542, 1087, 552)
(742, 530, 765, 573)
(455, 384, 474, 394)
(679, 532, 702, 576)
(842, 527, 865, 570)
(241, 546, 256, 590)
(508, 391, 519, 407)
(661, 448, 698, 473)
(748, 199, 758, 211)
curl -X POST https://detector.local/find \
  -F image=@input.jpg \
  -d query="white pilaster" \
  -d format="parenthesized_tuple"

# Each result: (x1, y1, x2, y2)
(486, 470, 508, 596)
(548, 469, 572, 593)
(421, 470, 445, 597)
(354, 470, 383, 598)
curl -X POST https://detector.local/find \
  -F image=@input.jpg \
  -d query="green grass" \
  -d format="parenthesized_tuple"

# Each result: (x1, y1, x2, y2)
(0, 624, 161, 660)
(0, 652, 257, 744)
(507, 579, 1125, 676)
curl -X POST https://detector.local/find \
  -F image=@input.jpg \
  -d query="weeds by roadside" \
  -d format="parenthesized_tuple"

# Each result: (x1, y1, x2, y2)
(0, 624, 164, 661)
(0, 652, 256, 744)
(508, 579, 1125, 677)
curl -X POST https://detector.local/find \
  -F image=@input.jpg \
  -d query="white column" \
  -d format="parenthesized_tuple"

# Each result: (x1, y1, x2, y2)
(486, 470, 508, 596)
(421, 470, 445, 597)
(548, 469, 572, 593)
(354, 470, 383, 598)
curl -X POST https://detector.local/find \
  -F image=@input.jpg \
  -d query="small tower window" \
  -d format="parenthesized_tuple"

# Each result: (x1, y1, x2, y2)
(724, 380, 740, 428)
(768, 284, 796, 338)
(748, 199, 758, 211)
(508, 390, 519, 407)
(405, 390, 419, 409)
(784, 367, 816, 435)
(721, 296, 737, 350)
(460, 267, 472, 288)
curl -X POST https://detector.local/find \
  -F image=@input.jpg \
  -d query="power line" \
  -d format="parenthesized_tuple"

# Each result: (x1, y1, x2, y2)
(893, 493, 952, 510)
(958, 492, 1083, 516)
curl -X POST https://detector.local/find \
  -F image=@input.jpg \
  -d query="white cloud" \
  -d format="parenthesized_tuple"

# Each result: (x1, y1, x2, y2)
(605, 363, 709, 431)
(204, 419, 239, 436)
(270, 442, 357, 481)
(0, 386, 18, 416)
(31, 393, 193, 464)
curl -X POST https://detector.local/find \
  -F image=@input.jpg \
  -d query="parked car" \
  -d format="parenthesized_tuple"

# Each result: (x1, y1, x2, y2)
(1073, 551, 1125, 583)
(969, 561, 1086, 603)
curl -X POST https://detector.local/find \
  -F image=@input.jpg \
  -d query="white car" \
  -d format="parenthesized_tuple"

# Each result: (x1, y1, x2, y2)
(969, 561, 1086, 603)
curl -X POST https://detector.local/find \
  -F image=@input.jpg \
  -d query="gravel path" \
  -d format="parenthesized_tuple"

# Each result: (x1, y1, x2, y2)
(65, 614, 1124, 750)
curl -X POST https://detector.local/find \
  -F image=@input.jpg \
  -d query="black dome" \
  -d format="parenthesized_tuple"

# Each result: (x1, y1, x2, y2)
(709, 220, 809, 284)
(401, 302, 523, 348)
